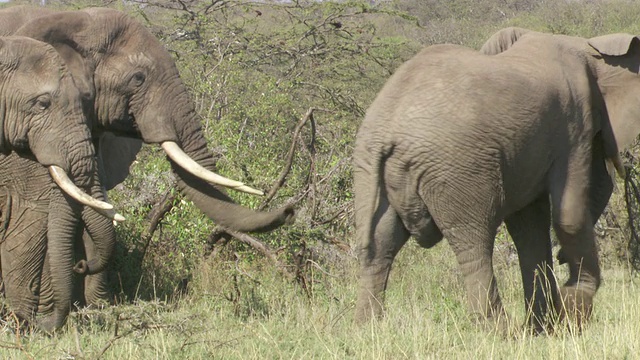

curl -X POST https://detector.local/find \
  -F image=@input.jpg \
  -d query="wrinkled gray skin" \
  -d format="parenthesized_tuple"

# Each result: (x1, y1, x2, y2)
(0, 154, 114, 332)
(0, 36, 114, 332)
(0, 6, 294, 329)
(353, 27, 638, 333)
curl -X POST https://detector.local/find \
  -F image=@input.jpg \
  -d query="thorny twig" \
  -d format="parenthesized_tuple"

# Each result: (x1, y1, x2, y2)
(89, 308, 175, 359)
(224, 269, 241, 316)
(180, 336, 243, 351)
(95, 327, 136, 359)
(294, 240, 312, 299)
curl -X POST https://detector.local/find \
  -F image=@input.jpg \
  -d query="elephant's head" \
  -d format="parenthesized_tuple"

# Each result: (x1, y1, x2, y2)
(8, 6, 294, 232)
(0, 35, 117, 212)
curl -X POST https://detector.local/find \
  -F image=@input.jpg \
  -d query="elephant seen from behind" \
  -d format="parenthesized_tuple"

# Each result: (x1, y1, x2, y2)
(353, 27, 638, 333)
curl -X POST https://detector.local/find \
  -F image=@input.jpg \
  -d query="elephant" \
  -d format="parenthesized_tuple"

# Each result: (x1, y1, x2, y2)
(0, 5, 295, 328)
(353, 27, 638, 333)
(0, 5, 295, 229)
(0, 36, 120, 332)
(0, 153, 117, 332)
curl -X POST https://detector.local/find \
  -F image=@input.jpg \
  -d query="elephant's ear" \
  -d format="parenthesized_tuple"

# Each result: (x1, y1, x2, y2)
(480, 27, 532, 55)
(13, 11, 96, 102)
(96, 133, 142, 191)
(0, 38, 14, 154)
(0, 38, 17, 72)
(588, 33, 640, 56)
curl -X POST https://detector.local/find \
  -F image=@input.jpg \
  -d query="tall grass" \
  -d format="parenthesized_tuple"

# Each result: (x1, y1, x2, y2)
(0, 242, 638, 359)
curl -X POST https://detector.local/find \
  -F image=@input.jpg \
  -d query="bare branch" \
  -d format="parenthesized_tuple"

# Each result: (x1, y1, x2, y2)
(139, 188, 178, 262)
(222, 228, 294, 279)
(260, 107, 331, 209)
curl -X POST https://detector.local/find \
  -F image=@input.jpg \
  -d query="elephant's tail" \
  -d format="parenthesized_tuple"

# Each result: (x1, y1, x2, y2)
(353, 140, 392, 260)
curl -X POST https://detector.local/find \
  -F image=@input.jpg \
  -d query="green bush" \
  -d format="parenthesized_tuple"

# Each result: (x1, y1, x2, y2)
(94, 0, 640, 300)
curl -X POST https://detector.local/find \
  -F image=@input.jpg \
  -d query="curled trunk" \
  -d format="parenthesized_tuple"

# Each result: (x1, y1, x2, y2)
(37, 181, 114, 332)
(73, 181, 116, 275)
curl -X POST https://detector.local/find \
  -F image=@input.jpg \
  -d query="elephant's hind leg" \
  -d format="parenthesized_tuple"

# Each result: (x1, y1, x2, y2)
(443, 223, 507, 331)
(504, 196, 557, 333)
(354, 192, 410, 323)
(384, 173, 443, 249)
(426, 178, 507, 331)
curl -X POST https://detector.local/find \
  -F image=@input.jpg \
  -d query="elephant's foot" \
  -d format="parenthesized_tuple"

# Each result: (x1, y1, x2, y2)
(36, 315, 64, 335)
(354, 292, 385, 324)
(469, 307, 515, 337)
(555, 286, 593, 332)
(522, 298, 560, 336)
(519, 315, 557, 337)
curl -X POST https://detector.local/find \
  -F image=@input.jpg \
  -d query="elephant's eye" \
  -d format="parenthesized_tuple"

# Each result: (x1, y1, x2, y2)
(34, 95, 51, 111)
(130, 71, 146, 87)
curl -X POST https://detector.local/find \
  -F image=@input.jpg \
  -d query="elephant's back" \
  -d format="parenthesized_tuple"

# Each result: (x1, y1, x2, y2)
(359, 43, 565, 216)
(0, 6, 56, 36)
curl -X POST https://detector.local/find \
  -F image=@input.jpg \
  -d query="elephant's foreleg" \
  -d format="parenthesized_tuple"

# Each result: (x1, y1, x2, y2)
(354, 193, 410, 323)
(549, 159, 600, 329)
(588, 139, 615, 221)
(0, 204, 48, 326)
(84, 271, 109, 307)
(557, 140, 614, 265)
(504, 196, 557, 333)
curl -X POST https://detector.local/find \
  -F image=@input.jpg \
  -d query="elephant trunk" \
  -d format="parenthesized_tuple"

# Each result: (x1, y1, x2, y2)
(170, 114, 294, 233)
(81, 228, 111, 306)
(72, 184, 116, 276)
(38, 189, 79, 333)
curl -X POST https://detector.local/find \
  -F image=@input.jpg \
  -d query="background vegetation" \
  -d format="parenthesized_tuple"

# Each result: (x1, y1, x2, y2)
(1, 0, 640, 358)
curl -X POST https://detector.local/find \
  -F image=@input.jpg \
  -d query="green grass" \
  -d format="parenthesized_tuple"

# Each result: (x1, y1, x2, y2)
(1, 241, 639, 359)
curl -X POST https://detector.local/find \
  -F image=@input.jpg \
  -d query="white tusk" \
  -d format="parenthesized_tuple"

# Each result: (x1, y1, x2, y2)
(161, 141, 265, 196)
(94, 208, 126, 223)
(48, 166, 114, 210)
(234, 184, 265, 196)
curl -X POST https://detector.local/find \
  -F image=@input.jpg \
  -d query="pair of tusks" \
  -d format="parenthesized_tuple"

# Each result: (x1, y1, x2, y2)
(48, 140, 263, 223)
(48, 166, 125, 222)
(161, 141, 265, 196)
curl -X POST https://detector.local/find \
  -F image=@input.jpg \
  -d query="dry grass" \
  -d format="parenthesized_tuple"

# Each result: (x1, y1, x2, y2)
(0, 239, 638, 359)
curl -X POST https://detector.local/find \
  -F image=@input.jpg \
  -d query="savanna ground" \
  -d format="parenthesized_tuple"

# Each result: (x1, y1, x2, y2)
(2, 0, 640, 358)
